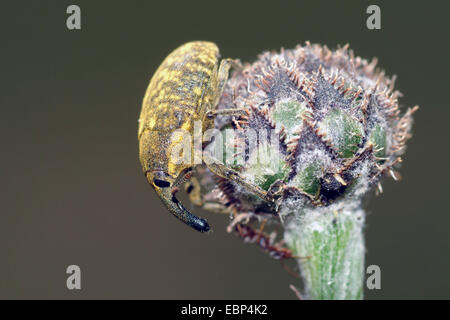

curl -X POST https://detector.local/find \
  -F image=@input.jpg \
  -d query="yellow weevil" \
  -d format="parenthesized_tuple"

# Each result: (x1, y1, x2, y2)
(138, 41, 268, 232)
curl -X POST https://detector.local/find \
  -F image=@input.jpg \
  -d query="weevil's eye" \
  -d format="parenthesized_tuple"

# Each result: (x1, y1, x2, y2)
(153, 179, 171, 188)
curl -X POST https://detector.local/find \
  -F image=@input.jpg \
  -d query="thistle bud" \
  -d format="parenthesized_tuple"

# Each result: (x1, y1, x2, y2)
(212, 43, 416, 208)
(198, 42, 417, 299)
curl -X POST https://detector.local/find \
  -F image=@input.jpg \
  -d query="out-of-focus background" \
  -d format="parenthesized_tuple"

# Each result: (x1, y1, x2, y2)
(1, 1, 449, 299)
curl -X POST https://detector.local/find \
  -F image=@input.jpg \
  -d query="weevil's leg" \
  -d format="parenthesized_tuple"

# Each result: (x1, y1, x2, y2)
(184, 176, 230, 213)
(204, 156, 270, 202)
(206, 58, 243, 111)
(184, 176, 203, 207)
(214, 58, 242, 105)
(205, 58, 247, 120)
(208, 58, 245, 115)
(215, 58, 232, 101)
(206, 108, 248, 119)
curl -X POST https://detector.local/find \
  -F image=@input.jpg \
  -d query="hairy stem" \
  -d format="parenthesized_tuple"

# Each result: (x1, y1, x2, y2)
(283, 201, 365, 300)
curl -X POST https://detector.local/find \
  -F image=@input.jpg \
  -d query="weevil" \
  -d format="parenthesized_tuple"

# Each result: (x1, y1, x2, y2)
(138, 41, 269, 233)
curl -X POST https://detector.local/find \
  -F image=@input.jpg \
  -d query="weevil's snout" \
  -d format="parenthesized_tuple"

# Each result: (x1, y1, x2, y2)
(170, 194, 211, 233)
(145, 170, 211, 233)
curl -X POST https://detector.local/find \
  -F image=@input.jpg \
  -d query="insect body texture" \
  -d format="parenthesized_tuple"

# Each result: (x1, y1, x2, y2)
(139, 41, 257, 232)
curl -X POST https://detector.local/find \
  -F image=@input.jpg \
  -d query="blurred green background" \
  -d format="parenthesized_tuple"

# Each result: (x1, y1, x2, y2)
(1, 0, 449, 299)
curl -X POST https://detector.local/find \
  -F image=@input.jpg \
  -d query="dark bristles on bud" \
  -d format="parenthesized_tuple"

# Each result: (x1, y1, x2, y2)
(194, 42, 418, 299)
(209, 42, 417, 214)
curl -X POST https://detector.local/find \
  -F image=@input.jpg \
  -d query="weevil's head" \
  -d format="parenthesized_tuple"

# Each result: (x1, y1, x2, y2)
(144, 169, 210, 233)
(138, 129, 190, 189)
(139, 130, 210, 233)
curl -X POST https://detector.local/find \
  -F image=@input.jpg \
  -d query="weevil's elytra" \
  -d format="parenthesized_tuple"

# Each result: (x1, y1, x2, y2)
(139, 42, 218, 138)
(138, 41, 269, 232)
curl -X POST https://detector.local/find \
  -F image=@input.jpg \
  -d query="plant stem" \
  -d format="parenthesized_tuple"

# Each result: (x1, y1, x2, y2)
(282, 201, 365, 300)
